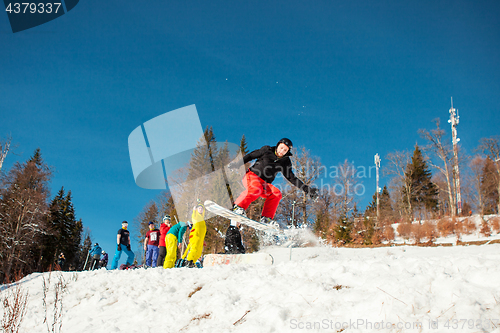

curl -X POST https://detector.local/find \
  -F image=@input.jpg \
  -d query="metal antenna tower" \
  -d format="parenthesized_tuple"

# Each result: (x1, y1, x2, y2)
(448, 97, 462, 215)
(374, 153, 381, 221)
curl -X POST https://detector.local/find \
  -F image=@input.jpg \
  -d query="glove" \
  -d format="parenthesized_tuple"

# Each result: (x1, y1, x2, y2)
(308, 187, 319, 200)
(126, 244, 131, 251)
(117, 244, 122, 251)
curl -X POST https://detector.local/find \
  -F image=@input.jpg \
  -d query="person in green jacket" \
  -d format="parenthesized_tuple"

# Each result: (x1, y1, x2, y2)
(163, 221, 188, 269)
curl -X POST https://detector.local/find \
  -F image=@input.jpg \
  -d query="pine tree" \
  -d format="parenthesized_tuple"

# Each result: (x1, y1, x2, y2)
(239, 135, 249, 155)
(239, 134, 261, 251)
(403, 145, 438, 218)
(79, 233, 92, 270)
(363, 216, 375, 245)
(180, 127, 230, 254)
(365, 185, 393, 220)
(334, 214, 351, 244)
(314, 201, 330, 239)
(39, 188, 83, 271)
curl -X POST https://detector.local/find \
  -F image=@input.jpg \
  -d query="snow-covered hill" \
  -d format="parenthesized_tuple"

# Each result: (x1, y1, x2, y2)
(2, 243, 500, 333)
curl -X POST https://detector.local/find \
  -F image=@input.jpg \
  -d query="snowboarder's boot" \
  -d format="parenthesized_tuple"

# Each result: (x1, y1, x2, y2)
(260, 216, 280, 229)
(260, 216, 286, 229)
(186, 260, 195, 268)
(232, 205, 247, 217)
(175, 259, 186, 268)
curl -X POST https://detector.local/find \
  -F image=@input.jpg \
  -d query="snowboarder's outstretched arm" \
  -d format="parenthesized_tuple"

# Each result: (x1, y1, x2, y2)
(283, 162, 319, 199)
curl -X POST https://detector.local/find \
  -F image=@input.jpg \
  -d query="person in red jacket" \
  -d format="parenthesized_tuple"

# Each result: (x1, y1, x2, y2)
(156, 215, 172, 267)
(144, 222, 161, 267)
(231, 138, 318, 225)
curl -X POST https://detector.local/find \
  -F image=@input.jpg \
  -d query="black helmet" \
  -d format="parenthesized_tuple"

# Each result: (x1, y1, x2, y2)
(94, 243, 99, 246)
(277, 138, 293, 149)
(276, 138, 293, 156)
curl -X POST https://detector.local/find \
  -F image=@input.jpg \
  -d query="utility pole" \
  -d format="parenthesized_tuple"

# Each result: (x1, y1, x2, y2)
(374, 153, 381, 222)
(448, 97, 462, 215)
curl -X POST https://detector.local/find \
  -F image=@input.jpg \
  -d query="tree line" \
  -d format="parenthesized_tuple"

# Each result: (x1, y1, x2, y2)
(134, 123, 499, 251)
(0, 138, 88, 283)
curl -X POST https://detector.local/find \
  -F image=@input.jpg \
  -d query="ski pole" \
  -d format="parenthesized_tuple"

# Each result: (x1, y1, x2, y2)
(83, 250, 90, 271)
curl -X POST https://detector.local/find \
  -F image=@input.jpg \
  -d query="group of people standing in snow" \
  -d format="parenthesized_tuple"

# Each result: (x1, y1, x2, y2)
(110, 202, 216, 269)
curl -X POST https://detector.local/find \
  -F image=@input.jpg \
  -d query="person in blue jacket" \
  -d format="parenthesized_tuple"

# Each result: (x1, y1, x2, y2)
(89, 243, 102, 270)
(163, 221, 188, 269)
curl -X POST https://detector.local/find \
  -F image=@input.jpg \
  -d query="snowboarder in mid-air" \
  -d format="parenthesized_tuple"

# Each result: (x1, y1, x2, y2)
(230, 138, 319, 225)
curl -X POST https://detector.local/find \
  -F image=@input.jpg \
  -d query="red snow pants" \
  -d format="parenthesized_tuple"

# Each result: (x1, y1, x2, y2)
(234, 171, 282, 218)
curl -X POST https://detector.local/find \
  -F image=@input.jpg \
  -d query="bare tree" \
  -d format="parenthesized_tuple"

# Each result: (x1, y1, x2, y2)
(478, 136, 500, 214)
(312, 189, 341, 239)
(419, 120, 457, 216)
(0, 135, 12, 173)
(463, 155, 486, 215)
(133, 200, 159, 257)
(288, 146, 322, 226)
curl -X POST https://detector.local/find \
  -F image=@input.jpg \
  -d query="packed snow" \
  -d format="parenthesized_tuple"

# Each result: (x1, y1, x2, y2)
(2, 241, 500, 333)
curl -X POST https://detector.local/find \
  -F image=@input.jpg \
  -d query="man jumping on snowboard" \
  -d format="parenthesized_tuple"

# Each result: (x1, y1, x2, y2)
(230, 138, 318, 225)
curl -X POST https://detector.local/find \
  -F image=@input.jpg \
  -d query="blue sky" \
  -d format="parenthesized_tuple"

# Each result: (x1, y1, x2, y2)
(1, 0, 499, 258)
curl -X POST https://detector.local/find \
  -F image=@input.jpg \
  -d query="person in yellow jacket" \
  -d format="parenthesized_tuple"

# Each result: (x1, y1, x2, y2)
(181, 203, 207, 268)
(163, 221, 188, 269)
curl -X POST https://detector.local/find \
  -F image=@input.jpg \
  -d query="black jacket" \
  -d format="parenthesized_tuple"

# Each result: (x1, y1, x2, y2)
(243, 145, 310, 193)
(118, 229, 130, 245)
(224, 225, 245, 254)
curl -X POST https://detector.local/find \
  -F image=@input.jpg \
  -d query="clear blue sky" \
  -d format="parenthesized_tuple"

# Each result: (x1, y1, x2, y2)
(1, 0, 499, 257)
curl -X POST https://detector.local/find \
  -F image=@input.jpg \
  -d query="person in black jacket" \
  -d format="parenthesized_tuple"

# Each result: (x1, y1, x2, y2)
(231, 138, 318, 224)
(110, 221, 135, 269)
(224, 221, 245, 254)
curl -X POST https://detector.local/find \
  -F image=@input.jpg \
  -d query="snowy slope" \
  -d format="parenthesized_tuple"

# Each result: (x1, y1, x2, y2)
(2, 244, 500, 333)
